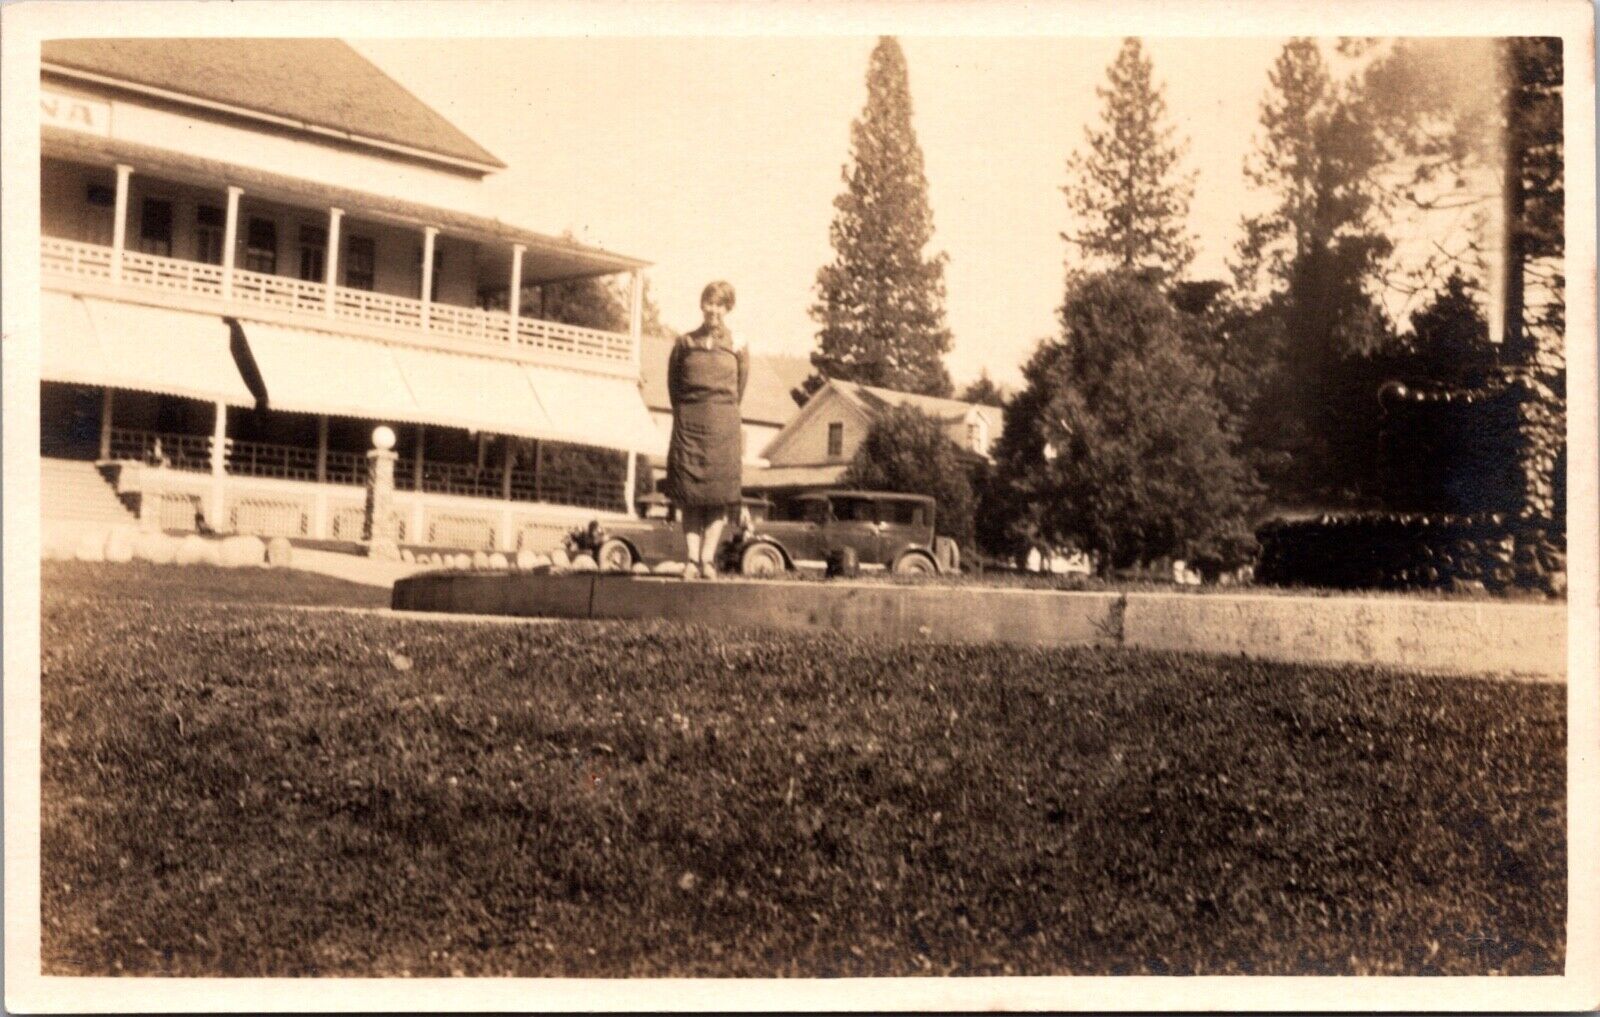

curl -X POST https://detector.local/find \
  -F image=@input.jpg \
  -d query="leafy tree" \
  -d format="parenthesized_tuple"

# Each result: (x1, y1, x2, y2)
(1233, 38, 1397, 504)
(804, 37, 954, 401)
(958, 369, 1006, 407)
(991, 272, 1257, 574)
(525, 274, 673, 339)
(1062, 38, 1196, 276)
(841, 404, 976, 549)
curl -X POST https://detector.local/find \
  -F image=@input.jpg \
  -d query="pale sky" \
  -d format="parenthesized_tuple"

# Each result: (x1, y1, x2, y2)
(352, 37, 1287, 387)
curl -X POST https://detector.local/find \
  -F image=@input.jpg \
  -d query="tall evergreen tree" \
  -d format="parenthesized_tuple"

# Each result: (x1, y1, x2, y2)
(804, 37, 954, 401)
(1062, 38, 1196, 276)
(1233, 38, 1395, 503)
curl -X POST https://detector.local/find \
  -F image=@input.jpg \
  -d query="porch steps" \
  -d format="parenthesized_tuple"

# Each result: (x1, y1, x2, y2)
(41, 457, 139, 526)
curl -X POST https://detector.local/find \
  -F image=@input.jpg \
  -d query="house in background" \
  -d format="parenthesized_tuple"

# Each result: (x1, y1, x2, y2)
(638, 332, 812, 475)
(744, 379, 1003, 500)
(38, 39, 661, 554)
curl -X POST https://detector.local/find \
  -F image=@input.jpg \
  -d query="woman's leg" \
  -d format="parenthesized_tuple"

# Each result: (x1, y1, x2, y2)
(701, 508, 728, 574)
(682, 505, 705, 573)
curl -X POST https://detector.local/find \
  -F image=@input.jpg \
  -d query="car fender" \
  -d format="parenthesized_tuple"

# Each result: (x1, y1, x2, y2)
(742, 535, 795, 571)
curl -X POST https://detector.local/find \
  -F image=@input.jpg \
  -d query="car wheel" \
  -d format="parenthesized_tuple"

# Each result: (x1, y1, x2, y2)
(596, 538, 634, 572)
(740, 542, 785, 577)
(893, 551, 938, 576)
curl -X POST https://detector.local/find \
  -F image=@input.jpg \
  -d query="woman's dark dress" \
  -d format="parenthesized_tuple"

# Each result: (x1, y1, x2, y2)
(663, 326, 749, 507)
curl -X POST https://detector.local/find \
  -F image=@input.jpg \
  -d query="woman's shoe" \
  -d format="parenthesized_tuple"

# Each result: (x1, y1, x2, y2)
(699, 563, 719, 581)
(680, 562, 702, 580)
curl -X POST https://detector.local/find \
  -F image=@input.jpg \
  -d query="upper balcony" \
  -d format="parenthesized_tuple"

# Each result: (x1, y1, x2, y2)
(40, 137, 649, 377)
(42, 236, 637, 371)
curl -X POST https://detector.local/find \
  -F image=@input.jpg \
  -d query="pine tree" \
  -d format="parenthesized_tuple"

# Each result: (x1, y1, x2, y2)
(1062, 38, 1196, 276)
(806, 37, 954, 399)
(958, 369, 1006, 407)
(1233, 38, 1395, 503)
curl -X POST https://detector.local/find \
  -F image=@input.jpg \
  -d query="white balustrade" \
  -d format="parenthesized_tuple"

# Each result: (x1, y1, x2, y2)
(40, 237, 635, 366)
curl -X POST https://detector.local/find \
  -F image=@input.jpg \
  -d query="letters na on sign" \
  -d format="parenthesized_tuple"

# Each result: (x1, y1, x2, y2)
(41, 89, 110, 136)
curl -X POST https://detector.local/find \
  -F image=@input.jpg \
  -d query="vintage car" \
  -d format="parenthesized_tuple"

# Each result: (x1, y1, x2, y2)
(567, 494, 771, 573)
(569, 489, 954, 577)
(741, 490, 950, 576)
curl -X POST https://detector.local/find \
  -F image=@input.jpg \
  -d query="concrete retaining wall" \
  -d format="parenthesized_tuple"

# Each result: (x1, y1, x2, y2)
(391, 573, 1567, 679)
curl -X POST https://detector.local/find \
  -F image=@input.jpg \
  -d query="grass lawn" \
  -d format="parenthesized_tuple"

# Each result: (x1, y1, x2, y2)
(42, 561, 390, 609)
(40, 562, 1564, 976)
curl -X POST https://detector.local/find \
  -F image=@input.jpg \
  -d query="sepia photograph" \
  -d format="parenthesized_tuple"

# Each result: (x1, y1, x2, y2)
(2, 0, 1595, 1011)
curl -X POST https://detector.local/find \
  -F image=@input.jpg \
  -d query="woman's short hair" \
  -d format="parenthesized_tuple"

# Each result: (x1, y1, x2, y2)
(701, 280, 736, 310)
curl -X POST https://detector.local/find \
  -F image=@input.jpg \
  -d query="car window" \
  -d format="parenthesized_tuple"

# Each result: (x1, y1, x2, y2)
(832, 498, 876, 522)
(887, 501, 919, 525)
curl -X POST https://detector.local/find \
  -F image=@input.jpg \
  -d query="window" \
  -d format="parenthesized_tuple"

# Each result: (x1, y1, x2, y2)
(243, 217, 277, 273)
(194, 205, 224, 265)
(85, 184, 115, 207)
(298, 225, 327, 283)
(344, 236, 375, 291)
(138, 198, 173, 256)
(826, 421, 844, 458)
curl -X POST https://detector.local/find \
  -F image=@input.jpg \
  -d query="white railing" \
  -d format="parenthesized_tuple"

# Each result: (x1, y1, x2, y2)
(108, 428, 213, 473)
(41, 237, 635, 366)
(43, 236, 113, 279)
(122, 248, 226, 298)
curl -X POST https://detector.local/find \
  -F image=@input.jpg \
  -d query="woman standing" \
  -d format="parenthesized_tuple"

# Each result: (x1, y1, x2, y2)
(664, 281, 748, 578)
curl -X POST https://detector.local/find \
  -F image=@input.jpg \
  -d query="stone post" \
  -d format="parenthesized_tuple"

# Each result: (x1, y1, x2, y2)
(364, 425, 400, 559)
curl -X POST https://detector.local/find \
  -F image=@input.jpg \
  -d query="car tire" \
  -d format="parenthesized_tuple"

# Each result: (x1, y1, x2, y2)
(740, 542, 785, 577)
(596, 538, 634, 572)
(893, 551, 938, 576)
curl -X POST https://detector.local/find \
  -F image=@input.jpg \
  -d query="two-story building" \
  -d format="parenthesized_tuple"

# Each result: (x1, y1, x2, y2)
(39, 39, 663, 554)
(744, 379, 1003, 500)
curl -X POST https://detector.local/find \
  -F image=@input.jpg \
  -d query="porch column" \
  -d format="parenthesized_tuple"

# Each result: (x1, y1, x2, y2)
(623, 449, 637, 513)
(312, 414, 330, 539)
(209, 401, 228, 530)
(628, 269, 644, 372)
(220, 185, 243, 300)
(324, 207, 343, 318)
(410, 425, 426, 545)
(98, 387, 114, 460)
(420, 226, 438, 331)
(508, 244, 525, 322)
(109, 164, 132, 285)
(499, 438, 515, 553)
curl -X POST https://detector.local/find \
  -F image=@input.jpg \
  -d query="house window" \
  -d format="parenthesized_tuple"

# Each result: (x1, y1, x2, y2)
(827, 421, 844, 458)
(243, 217, 277, 273)
(195, 205, 224, 265)
(85, 184, 115, 207)
(298, 225, 327, 283)
(138, 197, 173, 256)
(344, 236, 375, 291)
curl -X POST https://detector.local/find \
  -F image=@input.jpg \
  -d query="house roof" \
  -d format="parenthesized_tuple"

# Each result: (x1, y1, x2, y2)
(831, 379, 1002, 423)
(43, 126, 647, 278)
(638, 333, 812, 427)
(42, 38, 505, 171)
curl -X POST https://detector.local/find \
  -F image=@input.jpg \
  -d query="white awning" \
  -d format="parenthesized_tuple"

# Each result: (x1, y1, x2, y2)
(236, 319, 661, 455)
(389, 345, 555, 438)
(41, 292, 254, 405)
(239, 321, 421, 423)
(525, 365, 667, 458)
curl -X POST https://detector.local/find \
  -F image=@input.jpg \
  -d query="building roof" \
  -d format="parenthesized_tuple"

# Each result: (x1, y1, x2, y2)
(42, 38, 505, 171)
(638, 333, 812, 427)
(831, 379, 1002, 422)
(43, 127, 647, 279)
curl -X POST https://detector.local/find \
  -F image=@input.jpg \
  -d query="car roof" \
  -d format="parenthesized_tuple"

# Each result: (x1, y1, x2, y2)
(796, 489, 935, 504)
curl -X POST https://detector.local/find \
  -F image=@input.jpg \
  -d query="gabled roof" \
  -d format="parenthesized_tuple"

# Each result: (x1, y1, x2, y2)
(638, 333, 812, 427)
(830, 379, 1002, 423)
(42, 38, 504, 171)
